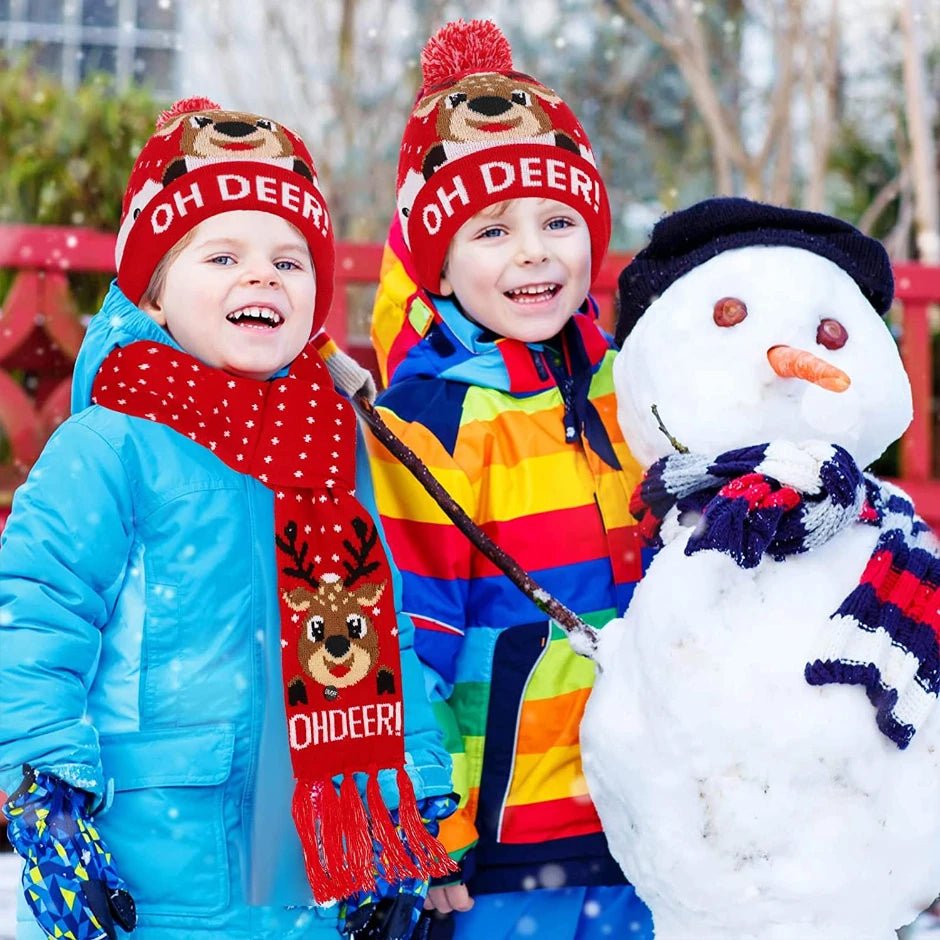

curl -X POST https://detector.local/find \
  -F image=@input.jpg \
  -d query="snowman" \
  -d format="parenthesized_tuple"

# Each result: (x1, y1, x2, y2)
(579, 198, 940, 940)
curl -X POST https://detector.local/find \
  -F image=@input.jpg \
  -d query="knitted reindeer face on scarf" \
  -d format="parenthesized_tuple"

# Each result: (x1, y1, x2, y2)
(283, 574, 386, 692)
(281, 516, 395, 702)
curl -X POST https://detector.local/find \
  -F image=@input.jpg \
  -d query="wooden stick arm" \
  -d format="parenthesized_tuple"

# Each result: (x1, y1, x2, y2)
(353, 394, 601, 661)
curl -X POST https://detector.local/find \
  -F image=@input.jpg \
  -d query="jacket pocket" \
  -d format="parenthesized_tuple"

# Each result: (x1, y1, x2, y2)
(97, 724, 236, 918)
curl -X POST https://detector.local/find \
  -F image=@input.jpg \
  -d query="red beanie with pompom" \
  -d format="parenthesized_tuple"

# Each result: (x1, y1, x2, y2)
(116, 98, 334, 332)
(396, 20, 610, 293)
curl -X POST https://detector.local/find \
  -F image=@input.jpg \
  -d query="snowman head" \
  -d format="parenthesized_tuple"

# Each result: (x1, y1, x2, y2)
(613, 199, 912, 470)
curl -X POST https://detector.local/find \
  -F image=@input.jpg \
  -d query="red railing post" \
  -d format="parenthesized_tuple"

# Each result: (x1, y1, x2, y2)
(900, 300, 932, 481)
(895, 264, 940, 484)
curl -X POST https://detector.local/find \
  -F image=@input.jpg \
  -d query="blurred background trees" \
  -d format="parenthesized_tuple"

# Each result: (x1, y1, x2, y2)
(0, 0, 938, 256)
(0, 0, 938, 480)
(0, 53, 157, 306)
(0, 57, 155, 231)
(179, 0, 940, 257)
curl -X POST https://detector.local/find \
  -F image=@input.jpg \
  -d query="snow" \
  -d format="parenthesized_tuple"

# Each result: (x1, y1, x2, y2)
(1, 844, 940, 937)
(580, 241, 940, 939)
(1, 852, 17, 940)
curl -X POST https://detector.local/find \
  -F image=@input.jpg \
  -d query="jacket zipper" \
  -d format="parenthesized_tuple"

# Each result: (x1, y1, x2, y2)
(539, 349, 578, 443)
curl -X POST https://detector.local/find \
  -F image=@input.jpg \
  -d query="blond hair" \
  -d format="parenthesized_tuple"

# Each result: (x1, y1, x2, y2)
(139, 227, 197, 307)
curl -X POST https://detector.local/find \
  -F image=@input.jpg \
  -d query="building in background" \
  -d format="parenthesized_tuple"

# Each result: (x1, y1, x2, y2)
(0, 0, 178, 95)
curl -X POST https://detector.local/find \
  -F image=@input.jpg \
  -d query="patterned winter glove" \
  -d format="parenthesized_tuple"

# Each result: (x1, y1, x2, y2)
(2, 766, 137, 940)
(342, 875, 430, 940)
(341, 794, 456, 940)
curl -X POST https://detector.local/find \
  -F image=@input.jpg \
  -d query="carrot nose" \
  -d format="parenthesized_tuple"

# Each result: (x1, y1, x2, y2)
(767, 345, 851, 392)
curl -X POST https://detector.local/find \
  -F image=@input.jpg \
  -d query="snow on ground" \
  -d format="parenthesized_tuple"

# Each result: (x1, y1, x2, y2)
(0, 846, 938, 938)
(1, 851, 17, 940)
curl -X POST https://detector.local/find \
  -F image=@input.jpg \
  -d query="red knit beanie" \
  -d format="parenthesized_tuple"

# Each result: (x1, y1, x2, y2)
(396, 20, 611, 294)
(116, 97, 335, 332)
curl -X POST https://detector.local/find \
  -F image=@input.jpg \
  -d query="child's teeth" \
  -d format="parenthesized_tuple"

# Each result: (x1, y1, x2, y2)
(231, 306, 281, 325)
(509, 285, 555, 300)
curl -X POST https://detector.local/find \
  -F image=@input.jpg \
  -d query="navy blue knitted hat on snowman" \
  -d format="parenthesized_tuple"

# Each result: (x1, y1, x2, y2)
(615, 197, 894, 344)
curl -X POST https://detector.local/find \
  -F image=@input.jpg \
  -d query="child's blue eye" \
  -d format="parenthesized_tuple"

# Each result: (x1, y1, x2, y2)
(547, 217, 573, 230)
(275, 259, 302, 271)
(209, 255, 234, 265)
(477, 227, 505, 239)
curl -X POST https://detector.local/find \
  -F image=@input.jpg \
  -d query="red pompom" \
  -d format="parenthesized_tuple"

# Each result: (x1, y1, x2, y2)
(420, 19, 513, 87)
(155, 96, 222, 130)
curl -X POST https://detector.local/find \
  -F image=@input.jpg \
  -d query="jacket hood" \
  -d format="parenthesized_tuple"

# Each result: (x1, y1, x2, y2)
(72, 281, 184, 413)
(371, 218, 610, 393)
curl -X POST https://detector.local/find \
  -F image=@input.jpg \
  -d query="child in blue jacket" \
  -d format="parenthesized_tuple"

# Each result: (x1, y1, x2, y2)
(0, 97, 454, 940)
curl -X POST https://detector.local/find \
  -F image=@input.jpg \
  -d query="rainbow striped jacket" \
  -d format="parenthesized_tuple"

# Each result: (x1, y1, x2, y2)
(366, 222, 646, 893)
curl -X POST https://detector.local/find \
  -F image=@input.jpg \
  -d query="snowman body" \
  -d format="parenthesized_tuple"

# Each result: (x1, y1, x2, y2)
(583, 521, 940, 940)
(580, 243, 940, 939)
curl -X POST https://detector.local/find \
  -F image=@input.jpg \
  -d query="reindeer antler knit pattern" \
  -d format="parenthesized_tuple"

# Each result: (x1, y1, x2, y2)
(92, 340, 455, 902)
(631, 441, 940, 749)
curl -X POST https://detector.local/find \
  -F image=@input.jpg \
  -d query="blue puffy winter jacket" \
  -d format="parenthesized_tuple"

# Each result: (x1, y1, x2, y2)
(0, 283, 452, 940)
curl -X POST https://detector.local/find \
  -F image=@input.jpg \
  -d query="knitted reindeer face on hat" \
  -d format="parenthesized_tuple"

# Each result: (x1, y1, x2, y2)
(397, 20, 611, 293)
(116, 97, 335, 332)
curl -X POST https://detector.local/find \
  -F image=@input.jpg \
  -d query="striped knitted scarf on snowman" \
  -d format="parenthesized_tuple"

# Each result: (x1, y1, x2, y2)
(630, 441, 940, 749)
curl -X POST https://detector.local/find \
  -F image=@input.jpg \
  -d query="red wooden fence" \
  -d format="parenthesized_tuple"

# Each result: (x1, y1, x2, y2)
(2, 222, 940, 525)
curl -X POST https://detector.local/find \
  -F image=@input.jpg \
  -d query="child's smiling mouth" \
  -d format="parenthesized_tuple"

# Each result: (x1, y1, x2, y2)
(504, 284, 560, 304)
(226, 305, 284, 329)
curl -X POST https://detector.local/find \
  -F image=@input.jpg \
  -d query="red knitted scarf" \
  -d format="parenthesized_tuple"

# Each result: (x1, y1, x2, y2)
(92, 339, 454, 902)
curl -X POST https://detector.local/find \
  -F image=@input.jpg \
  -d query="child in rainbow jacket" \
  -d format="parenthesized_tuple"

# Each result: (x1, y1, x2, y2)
(0, 98, 455, 940)
(365, 20, 655, 940)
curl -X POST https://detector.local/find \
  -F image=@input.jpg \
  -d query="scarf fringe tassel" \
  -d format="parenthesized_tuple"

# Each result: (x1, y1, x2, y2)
(293, 770, 458, 904)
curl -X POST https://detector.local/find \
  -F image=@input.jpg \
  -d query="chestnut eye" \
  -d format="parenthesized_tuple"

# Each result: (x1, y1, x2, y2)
(817, 318, 848, 350)
(713, 297, 748, 327)
(346, 614, 367, 640)
(306, 616, 325, 642)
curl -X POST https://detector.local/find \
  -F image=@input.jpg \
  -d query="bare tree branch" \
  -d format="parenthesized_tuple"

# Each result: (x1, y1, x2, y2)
(614, 0, 744, 192)
(613, 0, 676, 52)
(769, 110, 794, 204)
(885, 182, 915, 261)
(899, 0, 940, 262)
(804, 0, 840, 210)
(675, 0, 748, 181)
(857, 168, 908, 235)
(757, 0, 802, 172)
